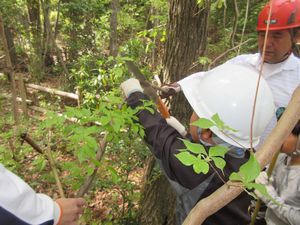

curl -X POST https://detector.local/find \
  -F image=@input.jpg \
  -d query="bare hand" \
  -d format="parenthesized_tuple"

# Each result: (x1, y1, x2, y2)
(56, 198, 85, 225)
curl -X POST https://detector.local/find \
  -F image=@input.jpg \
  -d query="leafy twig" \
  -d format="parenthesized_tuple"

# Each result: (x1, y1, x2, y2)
(77, 132, 108, 197)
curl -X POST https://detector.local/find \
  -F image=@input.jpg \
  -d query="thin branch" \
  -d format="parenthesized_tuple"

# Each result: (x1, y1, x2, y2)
(77, 133, 108, 197)
(46, 130, 65, 198)
(20, 133, 43, 154)
(21, 131, 65, 198)
(237, 0, 250, 55)
(207, 39, 251, 70)
(250, 0, 273, 150)
(230, 0, 239, 48)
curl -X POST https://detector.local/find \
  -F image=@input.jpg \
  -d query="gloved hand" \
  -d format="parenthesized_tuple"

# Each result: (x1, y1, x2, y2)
(166, 116, 187, 137)
(160, 82, 181, 99)
(120, 78, 144, 98)
(254, 171, 283, 205)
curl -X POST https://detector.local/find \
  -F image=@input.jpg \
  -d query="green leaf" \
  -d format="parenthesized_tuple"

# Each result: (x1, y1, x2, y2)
(229, 172, 242, 181)
(191, 118, 215, 129)
(175, 151, 197, 166)
(193, 157, 209, 174)
(86, 166, 94, 176)
(211, 113, 237, 132)
(208, 145, 228, 158)
(107, 166, 121, 184)
(181, 139, 207, 155)
(100, 116, 111, 126)
(211, 157, 226, 171)
(211, 113, 224, 128)
(113, 67, 123, 78)
(85, 136, 98, 150)
(239, 153, 261, 183)
(247, 183, 281, 205)
(197, 0, 204, 7)
(246, 183, 267, 194)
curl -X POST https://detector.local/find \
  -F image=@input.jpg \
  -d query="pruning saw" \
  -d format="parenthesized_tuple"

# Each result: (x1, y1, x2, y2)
(124, 60, 170, 119)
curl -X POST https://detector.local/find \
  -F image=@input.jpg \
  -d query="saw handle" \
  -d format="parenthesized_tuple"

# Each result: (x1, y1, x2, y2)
(157, 97, 170, 118)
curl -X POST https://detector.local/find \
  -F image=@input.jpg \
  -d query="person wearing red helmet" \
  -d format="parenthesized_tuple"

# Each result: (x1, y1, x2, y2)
(256, 0, 300, 62)
(163, 0, 300, 148)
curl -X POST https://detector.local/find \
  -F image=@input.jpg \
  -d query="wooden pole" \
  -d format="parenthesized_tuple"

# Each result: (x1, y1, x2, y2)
(183, 85, 300, 225)
(0, 14, 19, 124)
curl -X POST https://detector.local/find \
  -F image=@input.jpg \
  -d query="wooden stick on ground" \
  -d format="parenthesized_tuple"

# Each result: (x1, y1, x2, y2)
(183, 85, 300, 225)
(21, 133, 43, 154)
(25, 83, 79, 100)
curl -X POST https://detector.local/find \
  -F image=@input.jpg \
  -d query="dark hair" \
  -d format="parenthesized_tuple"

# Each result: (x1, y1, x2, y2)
(292, 27, 300, 57)
(292, 120, 300, 136)
(276, 107, 300, 136)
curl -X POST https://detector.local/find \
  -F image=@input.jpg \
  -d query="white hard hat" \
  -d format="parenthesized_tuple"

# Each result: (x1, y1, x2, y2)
(180, 64, 275, 148)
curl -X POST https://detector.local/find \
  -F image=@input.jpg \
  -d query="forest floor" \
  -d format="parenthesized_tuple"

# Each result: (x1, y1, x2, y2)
(0, 75, 145, 224)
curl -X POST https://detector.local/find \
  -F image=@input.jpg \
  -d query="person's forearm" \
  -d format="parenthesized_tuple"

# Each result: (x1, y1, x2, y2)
(0, 164, 58, 225)
(267, 200, 300, 225)
(127, 92, 213, 189)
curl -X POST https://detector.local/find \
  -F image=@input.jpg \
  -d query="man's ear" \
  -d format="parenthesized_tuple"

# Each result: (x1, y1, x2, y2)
(201, 129, 213, 140)
(293, 29, 300, 45)
(189, 111, 199, 142)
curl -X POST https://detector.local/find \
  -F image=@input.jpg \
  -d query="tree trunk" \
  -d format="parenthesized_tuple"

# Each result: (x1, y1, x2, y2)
(27, 0, 44, 81)
(41, 0, 55, 69)
(162, 0, 210, 122)
(138, 1, 210, 225)
(138, 156, 176, 225)
(0, 14, 19, 124)
(4, 25, 17, 69)
(109, 0, 119, 57)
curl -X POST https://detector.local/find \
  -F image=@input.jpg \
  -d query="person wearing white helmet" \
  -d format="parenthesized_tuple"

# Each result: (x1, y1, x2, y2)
(162, 0, 300, 148)
(121, 63, 275, 225)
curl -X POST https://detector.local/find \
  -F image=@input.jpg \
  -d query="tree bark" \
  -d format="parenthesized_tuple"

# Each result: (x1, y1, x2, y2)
(138, 2, 210, 224)
(138, 156, 176, 225)
(109, 0, 119, 57)
(26, 0, 44, 81)
(41, 0, 55, 69)
(0, 13, 19, 124)
(3, 25, 17, 68)
(162, 0, 210, 122)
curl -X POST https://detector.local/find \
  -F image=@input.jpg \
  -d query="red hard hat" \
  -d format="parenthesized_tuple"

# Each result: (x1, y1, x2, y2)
(257, 0, 300, 31)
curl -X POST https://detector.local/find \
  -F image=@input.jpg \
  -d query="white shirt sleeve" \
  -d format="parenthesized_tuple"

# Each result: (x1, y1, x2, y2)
(266, 200, 300, 225)
(0, 163, 61, 225)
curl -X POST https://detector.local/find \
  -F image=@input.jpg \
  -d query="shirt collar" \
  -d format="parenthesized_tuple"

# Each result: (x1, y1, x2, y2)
(248, 53, 298, 76)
